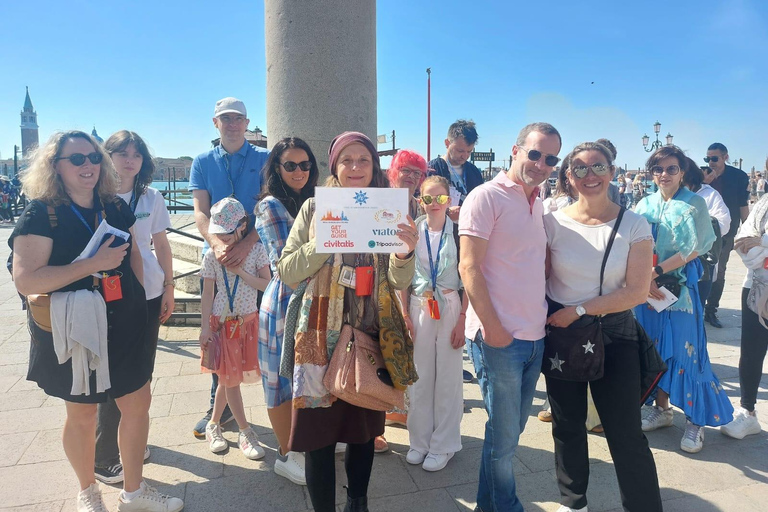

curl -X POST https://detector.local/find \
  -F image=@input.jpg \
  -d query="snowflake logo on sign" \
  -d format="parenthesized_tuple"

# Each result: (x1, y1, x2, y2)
(353, 190, 369, 205)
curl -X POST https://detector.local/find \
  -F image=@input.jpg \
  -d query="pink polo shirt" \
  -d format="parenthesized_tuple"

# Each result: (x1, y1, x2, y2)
(459, 172, 547, 342)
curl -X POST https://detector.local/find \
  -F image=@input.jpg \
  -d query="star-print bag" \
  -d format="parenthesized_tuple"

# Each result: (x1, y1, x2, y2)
(542, 208, 625, 382)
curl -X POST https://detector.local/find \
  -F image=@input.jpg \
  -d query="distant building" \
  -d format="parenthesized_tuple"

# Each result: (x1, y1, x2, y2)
(91, 127, 104, 143)
(20, 87, 39, 158)
(152, 157, 192, 183)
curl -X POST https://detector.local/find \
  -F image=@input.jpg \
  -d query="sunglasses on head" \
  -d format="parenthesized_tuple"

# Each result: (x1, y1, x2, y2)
(421, 194, 449, 205)
(280, 160, 312, 172)
(571, 164, 611, 179)
(518, 146, 560, 167)
(650, 165, 681, 176)
(703, 156, 720, 163)
(55, 152, 103, 166)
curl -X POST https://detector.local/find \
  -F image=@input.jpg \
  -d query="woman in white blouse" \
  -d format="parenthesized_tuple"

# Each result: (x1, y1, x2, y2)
(544, 141, 661, 512)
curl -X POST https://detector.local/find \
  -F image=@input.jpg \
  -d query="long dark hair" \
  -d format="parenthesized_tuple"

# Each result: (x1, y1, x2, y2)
(104, 130, 155, 199)
(259, 137, 319, 217)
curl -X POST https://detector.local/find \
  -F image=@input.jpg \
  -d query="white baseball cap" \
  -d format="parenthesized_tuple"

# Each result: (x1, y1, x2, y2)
(214, 97, 247, 118)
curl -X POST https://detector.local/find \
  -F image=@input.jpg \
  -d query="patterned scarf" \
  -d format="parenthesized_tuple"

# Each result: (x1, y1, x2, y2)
(291, 253, 417, 409)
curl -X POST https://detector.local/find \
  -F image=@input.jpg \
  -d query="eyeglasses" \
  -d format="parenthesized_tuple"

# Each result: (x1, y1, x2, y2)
(280, 160, 312, 172)
(54, 152, 103, 166)
(420, 194, 449, 205)
(218, 115, 246, 124)
(650, 165, 681, 176)
(398, 168, 422, 177)
(518, 146, 560, 167)
(701, 166, 713, 175)
(571, 164, 611, 179)
(703, 156, 720, 163)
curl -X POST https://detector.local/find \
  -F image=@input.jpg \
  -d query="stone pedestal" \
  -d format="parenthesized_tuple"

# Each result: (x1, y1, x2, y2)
(265, 0, 377, 179)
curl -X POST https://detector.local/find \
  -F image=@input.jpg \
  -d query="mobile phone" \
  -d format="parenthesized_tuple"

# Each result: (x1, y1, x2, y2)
(376, 368, 394, 387)
(101, 234, 127, 248)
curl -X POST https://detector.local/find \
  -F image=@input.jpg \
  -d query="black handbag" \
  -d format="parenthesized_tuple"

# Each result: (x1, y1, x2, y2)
(637, 319, 667, 404)
(654, 273, 681, 298)
(542, 207, 625, 382)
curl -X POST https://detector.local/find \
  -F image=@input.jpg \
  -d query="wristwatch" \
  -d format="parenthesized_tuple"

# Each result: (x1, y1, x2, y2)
(654, 265, 664, 277)
(575, 304, 587, 317)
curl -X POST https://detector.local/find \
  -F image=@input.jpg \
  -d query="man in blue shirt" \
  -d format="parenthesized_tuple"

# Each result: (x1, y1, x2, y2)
(189, 97, 269, 437)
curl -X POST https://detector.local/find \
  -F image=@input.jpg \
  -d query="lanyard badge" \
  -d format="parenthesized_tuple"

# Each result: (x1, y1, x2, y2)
(425, 222, 446, 320)
(102, 272, 123, 302)
(355, 266, 374, 296)
(222, 267, 241, 339)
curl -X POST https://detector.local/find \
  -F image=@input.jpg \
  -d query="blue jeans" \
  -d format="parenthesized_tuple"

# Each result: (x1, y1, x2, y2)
(469, 331, 544, 512)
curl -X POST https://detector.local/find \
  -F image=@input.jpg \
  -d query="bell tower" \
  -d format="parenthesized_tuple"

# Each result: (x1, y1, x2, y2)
(20, 87, 39, 158)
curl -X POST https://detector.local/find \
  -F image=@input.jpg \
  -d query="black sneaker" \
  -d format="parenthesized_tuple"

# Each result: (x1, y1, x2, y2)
(705, 309, 723, 328)
(94, 462, 123, 485)
(193, 406, 235, 438)
(463, 369, 474, 383)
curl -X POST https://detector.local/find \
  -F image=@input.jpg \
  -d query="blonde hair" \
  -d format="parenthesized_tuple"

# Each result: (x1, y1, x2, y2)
(21, 131, 118, 207)
(420, 175, 450, 195)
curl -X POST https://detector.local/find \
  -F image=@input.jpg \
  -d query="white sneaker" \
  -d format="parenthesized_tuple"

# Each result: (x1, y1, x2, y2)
(556, 506, 588, 512)
(117, 481, 183, 512)
(335, 442, 347, 454)
(721, 408, 761, 440)
(275, 450, 307, 485)
(144, 446, 151, 461)
(680, 421, 704, 453)
(422, 452, 453, 471)
(641, 406, 673, 432)
(206, 421, 227, 453)
(406, 449, 426, 465)
(238, 427, 265, 460)
(77, 483, 108, 512)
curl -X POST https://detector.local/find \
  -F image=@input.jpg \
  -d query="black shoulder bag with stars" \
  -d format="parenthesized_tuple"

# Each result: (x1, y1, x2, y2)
(542, 207, 626, 382)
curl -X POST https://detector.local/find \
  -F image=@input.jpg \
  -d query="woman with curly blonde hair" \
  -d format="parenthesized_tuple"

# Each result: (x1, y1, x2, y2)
(11, 130, 183, 511)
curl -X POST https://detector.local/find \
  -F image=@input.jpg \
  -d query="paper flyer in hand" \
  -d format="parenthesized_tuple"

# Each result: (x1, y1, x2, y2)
(314, 187, 409, 254)
(647, 286, 679, 312)
(71, 219, 130, 277)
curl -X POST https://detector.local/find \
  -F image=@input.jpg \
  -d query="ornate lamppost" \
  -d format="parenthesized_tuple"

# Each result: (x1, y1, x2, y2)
(642, 121, 674, 152)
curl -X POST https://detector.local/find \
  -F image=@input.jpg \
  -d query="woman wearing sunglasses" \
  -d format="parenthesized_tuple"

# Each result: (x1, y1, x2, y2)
(544, 141, 661, 512)
(278, 131, 417, 512)
(254, 137, 319, 485)
(9, 131, 183, 511)
(634, 146, 733, 454)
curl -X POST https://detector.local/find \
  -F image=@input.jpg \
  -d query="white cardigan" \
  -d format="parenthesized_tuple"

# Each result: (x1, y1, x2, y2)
(50, 289, 110, 396)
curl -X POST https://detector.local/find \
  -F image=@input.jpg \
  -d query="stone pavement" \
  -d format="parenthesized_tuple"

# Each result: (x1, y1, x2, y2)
(0, 221, 766, 512)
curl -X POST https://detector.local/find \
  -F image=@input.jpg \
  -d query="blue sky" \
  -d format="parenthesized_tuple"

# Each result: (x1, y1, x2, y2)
(1, 0, 766, 172)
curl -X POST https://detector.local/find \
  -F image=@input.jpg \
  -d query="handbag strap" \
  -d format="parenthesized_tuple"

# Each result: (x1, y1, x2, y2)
(599, 207, 626, 296)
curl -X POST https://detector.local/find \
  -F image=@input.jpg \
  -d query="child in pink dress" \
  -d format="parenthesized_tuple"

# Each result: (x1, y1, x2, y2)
(200, 197, 271, 459)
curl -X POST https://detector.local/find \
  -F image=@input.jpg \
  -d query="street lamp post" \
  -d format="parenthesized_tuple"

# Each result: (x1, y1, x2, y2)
(642, 121, 674, 152)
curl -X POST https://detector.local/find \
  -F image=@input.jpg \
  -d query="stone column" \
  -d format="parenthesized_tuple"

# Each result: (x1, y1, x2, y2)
(265, 0, 377, 179)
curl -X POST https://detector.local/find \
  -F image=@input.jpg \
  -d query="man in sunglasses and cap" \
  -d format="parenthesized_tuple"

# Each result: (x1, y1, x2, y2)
(189, 97, 270, 437)
(459, 122, 561, 512)
(703, 142, 749, 328)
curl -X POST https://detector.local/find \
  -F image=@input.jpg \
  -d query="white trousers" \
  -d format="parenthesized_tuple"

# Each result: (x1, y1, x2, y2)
(407, 292, 463, 455)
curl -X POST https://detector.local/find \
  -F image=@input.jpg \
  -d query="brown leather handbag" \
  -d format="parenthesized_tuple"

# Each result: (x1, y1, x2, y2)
(323, 325, 405, 411)
(27, 294, 52, 332)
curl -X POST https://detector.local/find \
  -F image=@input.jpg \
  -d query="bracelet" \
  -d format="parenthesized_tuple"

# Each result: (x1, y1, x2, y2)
(163, 280, 175, 288)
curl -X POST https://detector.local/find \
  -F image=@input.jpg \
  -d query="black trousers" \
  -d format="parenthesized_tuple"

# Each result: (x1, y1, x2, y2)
(546, 336, 662, 512)
(706, 235, 735, 312)
(305, 439, 374, 512)
(740, 288, 768, 411)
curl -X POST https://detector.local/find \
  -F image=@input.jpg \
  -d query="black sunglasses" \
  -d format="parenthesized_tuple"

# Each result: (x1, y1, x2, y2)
(703, 156, 720, 163)
(55, 152, 103, 166)
(280, 160, 312, 172)
(518, 146, 560, 167)
(650, 165, 681, 176)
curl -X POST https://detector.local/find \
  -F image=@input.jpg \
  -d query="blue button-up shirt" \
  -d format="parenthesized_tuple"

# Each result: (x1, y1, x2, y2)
(189, 140, 269, 252)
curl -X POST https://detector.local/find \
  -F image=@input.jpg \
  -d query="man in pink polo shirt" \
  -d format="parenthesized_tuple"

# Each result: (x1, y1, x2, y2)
(459, 122, 562, 512)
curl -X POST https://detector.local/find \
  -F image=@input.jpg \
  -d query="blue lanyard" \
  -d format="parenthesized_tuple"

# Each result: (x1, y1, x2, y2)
(424, 221, 446, 292)
(70, 205, 102, 235)
(217, 145, 249, 199)
(221, 266, 240, 314)
(651, 187, 683, 242)
(445, 160, 467, 196)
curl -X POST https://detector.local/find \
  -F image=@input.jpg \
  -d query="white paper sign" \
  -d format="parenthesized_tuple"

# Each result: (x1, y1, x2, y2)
(314, 187, 409, 253)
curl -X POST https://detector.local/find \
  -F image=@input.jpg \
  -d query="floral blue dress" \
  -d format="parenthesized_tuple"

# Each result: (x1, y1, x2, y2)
(634, 187, 733, 426)
(255, 196, 295, 408)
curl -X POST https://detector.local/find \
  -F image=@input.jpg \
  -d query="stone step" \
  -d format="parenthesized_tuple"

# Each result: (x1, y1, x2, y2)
(167, 231, 203, 265)
(167, 289, 201, 326)
(172, 258, 201, 294)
